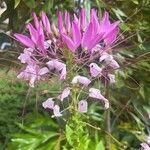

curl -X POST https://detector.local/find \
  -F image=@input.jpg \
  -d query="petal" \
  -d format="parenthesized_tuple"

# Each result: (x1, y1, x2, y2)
(58, 12, 65, 34)
(89, 88, 109, 109)
(26, 23, 38, 44)
(72, 75, 91, 87)
(41, 12, 51, 34)
(14, 34, 35, 48)
(61, 34, 76, 52)
(32, 12, 40, 29)
(89, 63, 102, 77)
(78, 100, 88, 113)
(64, 10, 71, 33)
(81, 22, 93, 49)
(53, 105, 62, 117)
(141, 143, 150, 150)
(79, 8, 87, 30)
(39, 67, 49, 75)
(59, 87, 70, 101)
(104, 27, 119, 45)
(42, 98, 54, 109)
(72, 21, 81, 47)
(60, 67, 67, 80)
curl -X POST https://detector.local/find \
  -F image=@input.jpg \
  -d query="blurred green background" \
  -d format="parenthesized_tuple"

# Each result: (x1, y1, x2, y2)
(0, 0, 150, 149)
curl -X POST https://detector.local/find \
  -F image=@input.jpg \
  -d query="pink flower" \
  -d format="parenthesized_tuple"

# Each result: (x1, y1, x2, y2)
(89, 63, 102, 78)
(72, 75, 91, 87)
(78, 100, 88, 113)
(99, 52, 119, 69)
(59, 87, 70, 101)
(53, 105, 62, 117)
(141, 143, 150, 150)
(46, 59, 67, 80)
(42, 98, 54, 109)
(17, 65, 49, 87)
(89, 88, 109, 109)
(18, 48, 33, 64)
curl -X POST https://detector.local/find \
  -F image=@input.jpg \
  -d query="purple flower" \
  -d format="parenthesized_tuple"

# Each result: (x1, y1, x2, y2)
(89, 88, 109, 109)
(58, 87, 70, 101)
(53, 105, 62, 117)
(46, 59, 67, 80)
(42, 98, 54, 109)
(17, 65, 49, 87)
(89, 63, 102, 78)
(78, 100, 88, 113)
(141, 143, 150, 150)
(99, 52, 120, 69)
(72, 75, 91, 87)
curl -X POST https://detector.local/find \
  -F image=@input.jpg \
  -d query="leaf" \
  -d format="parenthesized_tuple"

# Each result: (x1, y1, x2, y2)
(65, 125, 74, 146)
(14, 0, 21, 8)
(95, 141, 105, 150)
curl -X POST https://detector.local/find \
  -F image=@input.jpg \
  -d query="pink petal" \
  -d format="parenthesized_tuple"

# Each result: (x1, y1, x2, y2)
(18, 53, 31, 64)
(81, 22, 93, 49)
(64, 10, 71, 33)
(89, 63, 102, 77)
(141, 143, 150, 150)
(58, 12, 65, 34)
(72, 21, 81, 47)
(61, 34, 76, 52)
(78, 100, 88, 113)
(99, 52, 113, 62)
(89, 88, 109, 109)
(79, 8, 87, 31)
(32, 12, 40, 29)
(53, 105, 62, 117)
(41, 12, 51, 34)
(39, 67, 49, 75)
(14, 34, 35, 48)
(72, 75, 91, 87)
(37, 34, 45, 52)
(42, 98, 54, 109)
(60, 67, 66, 80)
(59, 87, 70, 101)
(26, 23, 38, 44)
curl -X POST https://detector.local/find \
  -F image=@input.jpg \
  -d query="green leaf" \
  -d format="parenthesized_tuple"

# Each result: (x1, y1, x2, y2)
(14, 0, 21, 8)
(95, 141, 105, 150)
(66, 125, 74, 146)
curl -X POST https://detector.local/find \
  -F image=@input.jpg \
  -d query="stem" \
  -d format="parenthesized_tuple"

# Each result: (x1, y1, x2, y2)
(105, 81, 111, 150)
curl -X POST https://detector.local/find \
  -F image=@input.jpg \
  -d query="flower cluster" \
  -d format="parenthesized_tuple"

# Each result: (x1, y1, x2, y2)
(15, 9, 120, 117)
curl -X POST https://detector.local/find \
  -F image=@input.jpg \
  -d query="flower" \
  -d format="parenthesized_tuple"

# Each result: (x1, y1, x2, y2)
(58, 87, 70, 101)
(78, 100, 88, 113)
(141, 143, 150, 150)
(89, 63, 102, 78)
(46, 59, 67, 80)
(42, 98, 54, 109)
(17, 65, 49, 87)
(72, 75, 91, 86)
(53, 105, 62, 117)
(89, 88, 109, 109)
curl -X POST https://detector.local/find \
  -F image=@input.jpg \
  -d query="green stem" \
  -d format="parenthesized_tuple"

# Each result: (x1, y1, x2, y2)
(105, 82, 111, 150)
